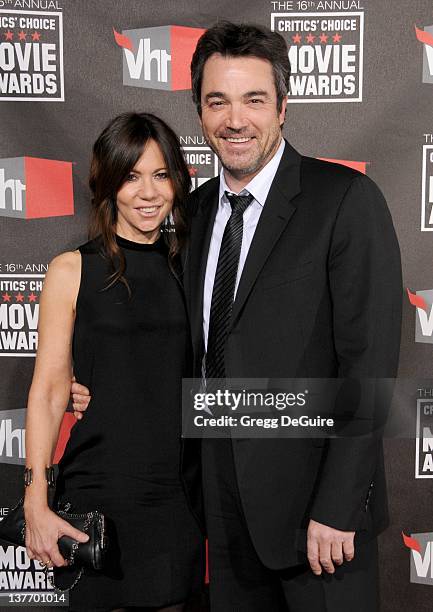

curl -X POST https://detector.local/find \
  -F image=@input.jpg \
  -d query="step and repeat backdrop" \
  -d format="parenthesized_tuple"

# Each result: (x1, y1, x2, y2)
(0, 0, 432, 610)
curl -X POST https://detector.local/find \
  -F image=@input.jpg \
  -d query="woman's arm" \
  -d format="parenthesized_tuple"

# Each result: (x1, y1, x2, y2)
(24, 251, 89, 567)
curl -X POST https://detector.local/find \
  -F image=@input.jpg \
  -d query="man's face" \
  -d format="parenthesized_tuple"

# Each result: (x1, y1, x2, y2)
(199, 53, 287, 188)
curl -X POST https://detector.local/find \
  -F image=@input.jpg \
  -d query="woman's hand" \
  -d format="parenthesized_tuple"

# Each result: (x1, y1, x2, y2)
(24, 504, 90, 568)
(71, 376, 91, 420)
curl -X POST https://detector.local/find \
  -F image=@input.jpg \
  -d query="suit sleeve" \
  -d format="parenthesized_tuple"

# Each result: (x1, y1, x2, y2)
(309, 174, 402, 532)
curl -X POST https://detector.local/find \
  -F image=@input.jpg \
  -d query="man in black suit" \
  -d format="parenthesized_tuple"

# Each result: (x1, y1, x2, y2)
(73, 22, 402, 611)
(182, 22, 401, 611)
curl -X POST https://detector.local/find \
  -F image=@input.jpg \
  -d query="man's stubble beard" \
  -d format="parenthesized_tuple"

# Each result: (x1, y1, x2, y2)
(206, 129, 282, 180)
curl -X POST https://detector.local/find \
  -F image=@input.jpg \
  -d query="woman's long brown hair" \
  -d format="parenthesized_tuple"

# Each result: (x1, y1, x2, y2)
(88, 112, 190, 291)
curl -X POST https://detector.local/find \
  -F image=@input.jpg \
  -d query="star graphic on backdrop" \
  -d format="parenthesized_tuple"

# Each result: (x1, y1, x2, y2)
(4, 30, 13, 41)
(18, 31, 27, 41)
(28, 293, 38, 303)
(15, 292, 25, 302)
(31, 31, 41, 41)
(306, 33, 316, 44)
(319, 33, 328, 43)
(292, 33, 302, 44)
(188, 166, 198, 177)
(333, 33, 342, 43)
(2, 293, 11, 302)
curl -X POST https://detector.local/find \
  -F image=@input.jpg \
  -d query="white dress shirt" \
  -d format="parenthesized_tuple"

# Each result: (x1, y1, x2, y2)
(203, 139, 286, 349)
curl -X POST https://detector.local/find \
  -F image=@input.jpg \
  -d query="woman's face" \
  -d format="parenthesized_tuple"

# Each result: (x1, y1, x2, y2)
(116, 139, 174, 243)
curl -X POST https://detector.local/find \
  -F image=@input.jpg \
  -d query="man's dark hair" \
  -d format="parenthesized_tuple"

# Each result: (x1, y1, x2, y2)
(191, 21, 290, 115)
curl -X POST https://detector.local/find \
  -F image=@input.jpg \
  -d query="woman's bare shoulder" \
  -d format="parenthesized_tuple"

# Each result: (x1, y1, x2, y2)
(42, 251, 81, 301)
(49, 250, 81, 271)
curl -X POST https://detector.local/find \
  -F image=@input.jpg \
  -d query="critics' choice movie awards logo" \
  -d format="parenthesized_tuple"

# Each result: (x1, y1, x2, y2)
(421, 141, 433, 231)
(402, 532, 433, 585)
(413, 398, 433, 479)
(0, 156, 73, 219)
(0, 274, 43, 355)
(271, 11, 364, 102)
(113, 25, 204, 91)
(0, 9, 64, 101)
(415, 24, 433, 85)
(407, 288, 433, 345)
(180, 137, 219, 190)
(0, 545, 54, 592)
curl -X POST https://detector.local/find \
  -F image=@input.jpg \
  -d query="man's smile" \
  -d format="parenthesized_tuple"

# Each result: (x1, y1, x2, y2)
(222, 136, 253, 143)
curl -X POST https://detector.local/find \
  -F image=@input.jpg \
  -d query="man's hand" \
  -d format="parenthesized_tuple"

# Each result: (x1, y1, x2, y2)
(307, 519, 355, 575)
(71, 376, 91, 420)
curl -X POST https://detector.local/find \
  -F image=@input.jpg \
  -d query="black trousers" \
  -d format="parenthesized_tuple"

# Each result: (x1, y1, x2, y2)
(201, 439, 379, 612)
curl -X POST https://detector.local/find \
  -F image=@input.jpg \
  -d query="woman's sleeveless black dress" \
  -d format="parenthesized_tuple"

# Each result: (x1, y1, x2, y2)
(54, 235, 204, 610)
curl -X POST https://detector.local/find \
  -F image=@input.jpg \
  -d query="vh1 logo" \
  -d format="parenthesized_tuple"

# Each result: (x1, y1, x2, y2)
(407, 289, 433, 344)
(0, 407, 75, 466)
(113, 25, 204, 91)
(0, 157, 74, 219)
(403, 532, 433, 585)
(0, 409, 26, 465)
(415, 25, 433, 84)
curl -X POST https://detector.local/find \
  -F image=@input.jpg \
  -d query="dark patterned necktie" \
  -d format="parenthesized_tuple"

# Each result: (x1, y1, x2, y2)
(205, 191, 254, 380)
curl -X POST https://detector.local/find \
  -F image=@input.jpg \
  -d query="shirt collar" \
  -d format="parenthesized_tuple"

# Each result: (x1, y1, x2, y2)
(219, 138, 286, 208)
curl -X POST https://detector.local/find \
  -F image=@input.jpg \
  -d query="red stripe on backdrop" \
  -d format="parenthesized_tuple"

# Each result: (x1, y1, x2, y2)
(53, 412, 76, 464)
(24, 157, 74, 219)
(318, 158, 368, 174)
(170, 26, 205, 90)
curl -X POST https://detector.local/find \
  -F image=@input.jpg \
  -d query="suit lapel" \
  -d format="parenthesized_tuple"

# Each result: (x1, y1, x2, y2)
(186, 178, 220, 350)
(185, 140, 302, 345)
(229, 141, 302, 329)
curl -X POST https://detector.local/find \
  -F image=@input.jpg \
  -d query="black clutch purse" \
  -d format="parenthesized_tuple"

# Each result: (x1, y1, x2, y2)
(0, 497, 108, 591)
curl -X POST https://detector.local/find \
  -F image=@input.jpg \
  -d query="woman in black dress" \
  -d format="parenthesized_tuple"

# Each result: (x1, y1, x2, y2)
(23, 113, 204, 611)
